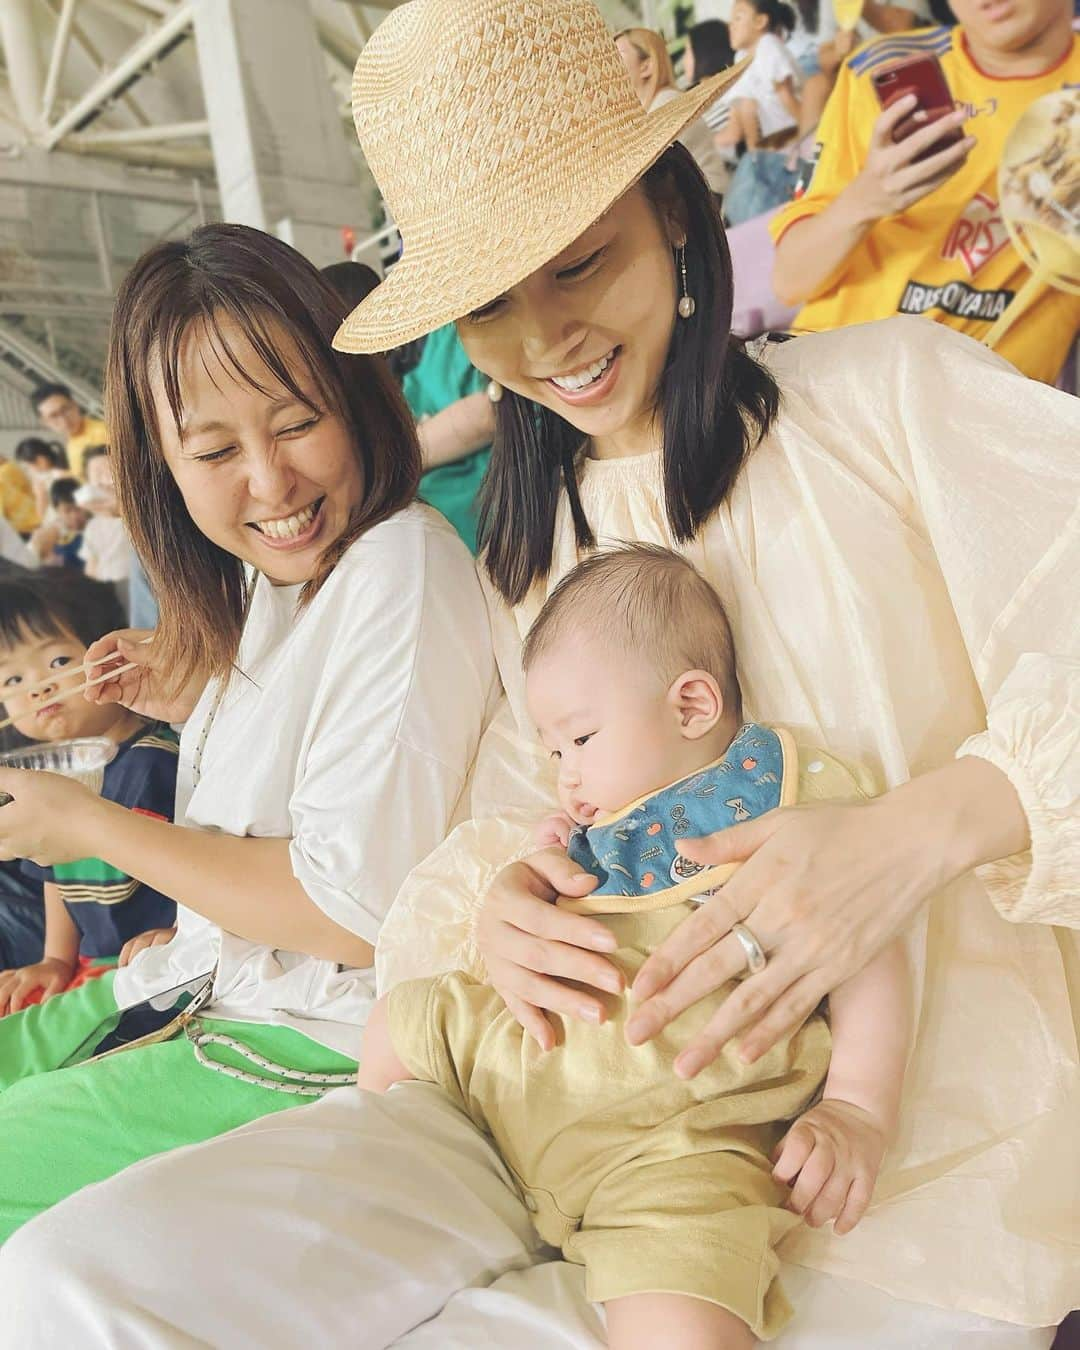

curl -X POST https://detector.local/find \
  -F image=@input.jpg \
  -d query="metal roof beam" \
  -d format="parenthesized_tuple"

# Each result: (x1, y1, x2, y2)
(0, 319, 102, 412)
(0, 144, 216, 205)
(44, 3, 193, 148)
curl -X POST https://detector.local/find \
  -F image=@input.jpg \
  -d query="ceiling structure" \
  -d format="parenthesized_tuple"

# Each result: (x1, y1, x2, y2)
(0, 0, 644, 432)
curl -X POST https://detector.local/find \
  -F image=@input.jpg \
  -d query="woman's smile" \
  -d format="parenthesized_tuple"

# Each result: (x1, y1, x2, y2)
(248, 495, 327, 549)
(545, 347, 622, 406)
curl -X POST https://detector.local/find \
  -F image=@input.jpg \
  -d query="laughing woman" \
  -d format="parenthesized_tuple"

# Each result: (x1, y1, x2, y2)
(0, 223, 494, 1240)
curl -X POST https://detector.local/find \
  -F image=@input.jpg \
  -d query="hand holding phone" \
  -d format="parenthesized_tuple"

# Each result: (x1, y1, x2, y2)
(843, 76, 973, 223)
(872, 54, 964, 162)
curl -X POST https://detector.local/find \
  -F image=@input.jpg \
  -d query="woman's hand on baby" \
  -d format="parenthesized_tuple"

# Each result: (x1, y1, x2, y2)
(0, 768, 102, 866)
(477, 847, 623, 1051)
(118, 926, 177, 967)
(84, 629, 207, 725)
(627, 797, 941, 1075)
(0, 957, 75, 1016)
(772, 1098, 888, 1234)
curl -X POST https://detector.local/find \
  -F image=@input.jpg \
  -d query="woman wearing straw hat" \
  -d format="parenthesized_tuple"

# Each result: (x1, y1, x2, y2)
(2, 2, 1076, 1347)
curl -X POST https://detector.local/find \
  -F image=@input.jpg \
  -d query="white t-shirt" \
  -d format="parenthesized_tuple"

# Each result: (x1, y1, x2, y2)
(114, 505, 499, 1056)
(80, 515, 131, 582)
(0, 515, 37, 569)
(718, 33, 801, 139)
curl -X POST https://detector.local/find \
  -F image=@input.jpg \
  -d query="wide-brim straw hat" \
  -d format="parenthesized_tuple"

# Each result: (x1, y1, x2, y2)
(334, 0, 746, 354)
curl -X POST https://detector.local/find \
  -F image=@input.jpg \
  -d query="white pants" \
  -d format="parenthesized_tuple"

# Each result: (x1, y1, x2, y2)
(0, 1083, 1057, 1350)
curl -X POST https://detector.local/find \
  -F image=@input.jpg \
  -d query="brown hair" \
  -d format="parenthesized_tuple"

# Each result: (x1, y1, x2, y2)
(614, 27, 677, 91)
(105, 223, 420, 691)
(522, 542, 742, 719)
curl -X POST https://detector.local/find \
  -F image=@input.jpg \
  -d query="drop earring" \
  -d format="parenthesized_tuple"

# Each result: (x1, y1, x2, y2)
(487, 380, 504, 403)
(677, 244, 695, 320)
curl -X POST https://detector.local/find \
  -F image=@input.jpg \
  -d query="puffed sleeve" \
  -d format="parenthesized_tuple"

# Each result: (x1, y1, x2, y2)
(376, 575, 560, 991)
(885, 321, 1080, 926)
(288, 513, 497, 945)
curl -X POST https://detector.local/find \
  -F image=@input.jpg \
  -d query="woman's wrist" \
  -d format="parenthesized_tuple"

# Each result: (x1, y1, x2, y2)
(873, 756, 1030, 890)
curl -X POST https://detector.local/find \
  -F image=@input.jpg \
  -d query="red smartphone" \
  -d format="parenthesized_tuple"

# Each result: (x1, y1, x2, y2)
(871, 54, 963, 162)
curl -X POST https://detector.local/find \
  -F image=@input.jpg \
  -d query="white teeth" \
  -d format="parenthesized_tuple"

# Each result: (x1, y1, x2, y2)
(551, 349, 615, 392)
(255, 500, 318, 539)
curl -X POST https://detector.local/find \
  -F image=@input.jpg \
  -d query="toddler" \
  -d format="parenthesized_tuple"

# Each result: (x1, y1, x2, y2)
(78, 447, 131, 609)
(30, 477, 89, 572)
(0, 571, 178, 1015)
(360, 544, 910, 1349)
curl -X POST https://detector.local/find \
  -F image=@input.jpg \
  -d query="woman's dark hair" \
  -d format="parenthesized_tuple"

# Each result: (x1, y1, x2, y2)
(105, 222, 420, 689)
(14, 438, 61, 468)
(385, 334, 430, 386)
(479, 143, 779, 605)
(320, 261, 382, 313)
(744, 0, 798, 35)
(687, 20, 735, 80)
(0, 570, 125, 656)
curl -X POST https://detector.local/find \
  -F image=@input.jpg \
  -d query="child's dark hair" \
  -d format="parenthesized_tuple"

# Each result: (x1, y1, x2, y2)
(687, 20, 735, 80)
(15, 438, 62, 468)
(49, 476, 81, 509)
(0, 571, 126, 656)
(744, 0, 797, 35)
(82, 445, 110, 472)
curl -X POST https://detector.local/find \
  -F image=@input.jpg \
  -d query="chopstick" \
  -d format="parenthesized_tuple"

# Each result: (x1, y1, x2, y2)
(0, 659, 140, 736)
(0, 635, 153, 737)
(11, 634, 151, 704)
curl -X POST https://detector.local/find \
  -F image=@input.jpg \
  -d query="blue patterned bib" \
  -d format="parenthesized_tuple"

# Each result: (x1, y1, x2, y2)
(566, 723, 787, 899)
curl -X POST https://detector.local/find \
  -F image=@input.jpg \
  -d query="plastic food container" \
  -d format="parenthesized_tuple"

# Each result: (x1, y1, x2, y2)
(0, 736, 118, 796)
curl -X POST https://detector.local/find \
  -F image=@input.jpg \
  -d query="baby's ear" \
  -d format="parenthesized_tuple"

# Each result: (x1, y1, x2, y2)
(667, 669, 723, 740)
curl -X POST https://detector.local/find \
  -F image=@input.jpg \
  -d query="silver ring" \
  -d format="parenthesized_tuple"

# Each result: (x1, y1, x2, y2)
(731, 922, 767, 976)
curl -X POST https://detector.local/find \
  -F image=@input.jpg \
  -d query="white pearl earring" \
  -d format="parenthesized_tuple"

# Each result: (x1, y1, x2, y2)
(487, 380, 504, 403)
(677, 244, 696, 320)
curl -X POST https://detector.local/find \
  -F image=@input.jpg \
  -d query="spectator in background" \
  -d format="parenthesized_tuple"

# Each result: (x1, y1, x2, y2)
(799, 0, 934, 137)
(771, 0, 1080, 385)
(711, 0, 806, 223)
(0, 514, 37, 573)
(616, 28, 732, 197)
(0, 456, 39, 538)
(29, 477, 87, 572)
(31, 383, 106, 483)
(78, 447, 130, 608)
(713, 0, 802, 153)
(14, 439, 64, 521)
(323, 261, 496, 554)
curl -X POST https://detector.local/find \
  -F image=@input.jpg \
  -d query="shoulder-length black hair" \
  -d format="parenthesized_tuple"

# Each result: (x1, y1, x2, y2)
(478, 143, 780, 606)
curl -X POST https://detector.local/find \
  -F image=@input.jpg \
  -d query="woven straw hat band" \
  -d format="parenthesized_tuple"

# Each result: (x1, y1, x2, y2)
(336, 0, 746, 353)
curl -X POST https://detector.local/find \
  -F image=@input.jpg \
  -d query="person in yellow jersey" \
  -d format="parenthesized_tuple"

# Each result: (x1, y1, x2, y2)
(31, 384, 107, 483)
(770, 0, 1079, 384)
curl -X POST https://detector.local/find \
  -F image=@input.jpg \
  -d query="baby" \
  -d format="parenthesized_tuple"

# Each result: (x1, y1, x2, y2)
(361, 544, 909, 1349)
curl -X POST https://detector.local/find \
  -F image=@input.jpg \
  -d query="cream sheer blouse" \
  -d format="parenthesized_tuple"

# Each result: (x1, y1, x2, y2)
(377, 318, 1080, 1324)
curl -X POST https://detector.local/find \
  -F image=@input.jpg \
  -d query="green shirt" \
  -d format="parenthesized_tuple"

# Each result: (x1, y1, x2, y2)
(402, 324, 490, 555)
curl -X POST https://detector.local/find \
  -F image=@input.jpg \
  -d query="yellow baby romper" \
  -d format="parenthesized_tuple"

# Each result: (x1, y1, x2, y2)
(388, 727, 870, 1338)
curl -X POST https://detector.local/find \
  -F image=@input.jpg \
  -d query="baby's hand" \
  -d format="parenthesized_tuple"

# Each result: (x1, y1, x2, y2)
(532, 812, 577, 850)
(771, 1098, 887, 1235)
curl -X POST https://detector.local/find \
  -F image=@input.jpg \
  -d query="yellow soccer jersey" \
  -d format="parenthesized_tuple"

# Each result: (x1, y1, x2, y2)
(770, 27, 1080, 384)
